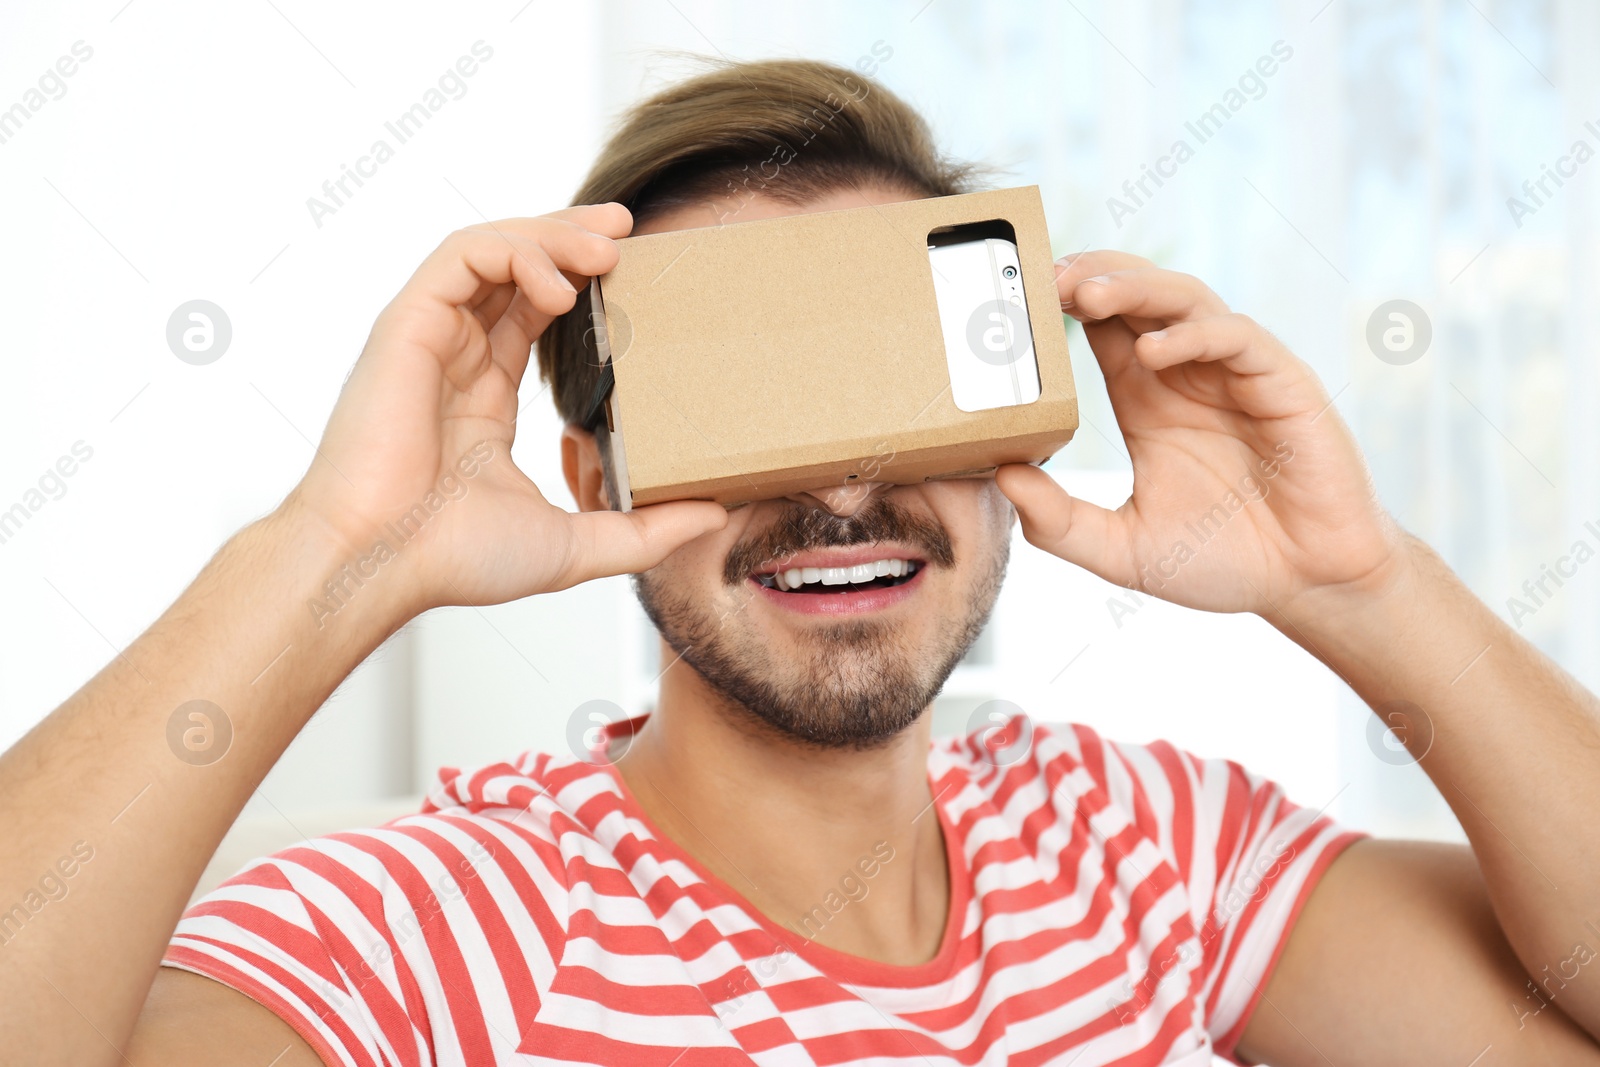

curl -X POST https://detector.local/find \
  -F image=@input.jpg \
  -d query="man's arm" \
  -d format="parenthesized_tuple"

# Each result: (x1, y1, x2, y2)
(1239, 535, 1600, 1064)
(1243, 840, 1600, 1065)
(997, 249, 1600, 1061)
(0, 206, 727, 1066)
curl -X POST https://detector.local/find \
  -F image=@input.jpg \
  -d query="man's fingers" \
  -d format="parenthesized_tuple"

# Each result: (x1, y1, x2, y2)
(994, 463, 1126, 584)
(1132, 314, 1330, 419)
(1134, 313, 1287, 374)
(1053, 249, 1154, 306)
(484, 289, 544, 383)
(538, 202, 634, 240)
(561, 501, 729, 587)
(1067, 267, 1230, 325)
(474, 221, 623, 292)
(470, 282, 519, 333)
(407, 215, 622, 310)
(401, 229, 573, 320)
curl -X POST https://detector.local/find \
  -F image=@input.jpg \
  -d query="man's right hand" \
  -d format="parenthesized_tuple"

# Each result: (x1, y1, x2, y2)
(286, 204, 727, 620)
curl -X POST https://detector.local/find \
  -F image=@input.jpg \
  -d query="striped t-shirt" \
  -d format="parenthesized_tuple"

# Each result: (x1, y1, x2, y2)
(164, 716, 1362, 1066)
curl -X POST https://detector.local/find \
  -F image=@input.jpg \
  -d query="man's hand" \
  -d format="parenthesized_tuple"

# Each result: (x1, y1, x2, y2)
(995, 249, 1407, 618)
(287, 205, 727, 617)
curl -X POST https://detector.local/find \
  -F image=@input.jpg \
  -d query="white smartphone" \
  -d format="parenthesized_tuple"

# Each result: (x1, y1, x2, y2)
(928, 236, 1041, 412)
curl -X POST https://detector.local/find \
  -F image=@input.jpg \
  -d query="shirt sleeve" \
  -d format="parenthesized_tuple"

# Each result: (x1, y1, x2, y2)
(1111, 737, 1367, 1063)
(162, 844, 396, 1062)
(165, 806, 565, 1067)
(163, 831, 422, 1067)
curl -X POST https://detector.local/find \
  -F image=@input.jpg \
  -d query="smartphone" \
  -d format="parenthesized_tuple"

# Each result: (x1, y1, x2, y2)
(928, 236, 1041, 412)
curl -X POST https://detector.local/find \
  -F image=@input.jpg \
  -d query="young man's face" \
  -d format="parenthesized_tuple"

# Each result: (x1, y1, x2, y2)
(578, 185, 1016, 749)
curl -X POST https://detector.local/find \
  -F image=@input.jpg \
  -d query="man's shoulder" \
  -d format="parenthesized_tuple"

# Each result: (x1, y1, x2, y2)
(412, 749, 636, 864)
(931, 716, 1235, 847)
(422, 747, 610, 820)
(933, 715, 1193, 788)
(200, 752, 622, 908)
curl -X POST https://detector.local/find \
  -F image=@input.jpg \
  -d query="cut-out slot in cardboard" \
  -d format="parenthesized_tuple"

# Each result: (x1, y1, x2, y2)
(926, 218, 1041, 413)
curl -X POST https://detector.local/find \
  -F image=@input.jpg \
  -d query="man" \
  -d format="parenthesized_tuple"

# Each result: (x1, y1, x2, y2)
(2, 56, 1598, 1066)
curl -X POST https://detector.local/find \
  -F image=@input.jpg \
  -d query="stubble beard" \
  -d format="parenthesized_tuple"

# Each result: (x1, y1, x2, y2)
(632, 501, 1010, 751)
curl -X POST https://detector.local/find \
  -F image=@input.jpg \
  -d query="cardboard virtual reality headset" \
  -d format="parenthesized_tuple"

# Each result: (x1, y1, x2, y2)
(581, 184, 1078, 509)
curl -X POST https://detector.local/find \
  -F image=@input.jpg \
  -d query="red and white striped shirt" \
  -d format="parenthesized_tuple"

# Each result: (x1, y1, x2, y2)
(165, 716, 1362, 1066)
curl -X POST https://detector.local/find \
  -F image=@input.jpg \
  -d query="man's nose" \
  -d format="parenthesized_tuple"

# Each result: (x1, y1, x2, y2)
(784, 480, 890, 518)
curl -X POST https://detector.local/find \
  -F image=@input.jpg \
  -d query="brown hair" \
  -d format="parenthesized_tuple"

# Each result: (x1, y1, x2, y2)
(534, 54, 994, 430)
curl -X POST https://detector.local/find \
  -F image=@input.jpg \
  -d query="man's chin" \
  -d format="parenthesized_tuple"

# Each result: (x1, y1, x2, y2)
(665, 630, 950, 751)
(760, 612, 903, 649)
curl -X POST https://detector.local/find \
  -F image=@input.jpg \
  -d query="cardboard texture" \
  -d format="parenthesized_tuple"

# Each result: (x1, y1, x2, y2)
(586, 184, 1078, 508)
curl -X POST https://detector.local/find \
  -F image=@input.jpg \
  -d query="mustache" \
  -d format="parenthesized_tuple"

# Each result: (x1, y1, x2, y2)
(722, 496, 956, 586)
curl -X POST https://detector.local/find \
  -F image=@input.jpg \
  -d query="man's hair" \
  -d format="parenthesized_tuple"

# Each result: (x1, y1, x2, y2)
(534, 55, 993, 431)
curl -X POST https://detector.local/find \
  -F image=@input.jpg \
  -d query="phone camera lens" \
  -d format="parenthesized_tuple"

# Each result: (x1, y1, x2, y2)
(1002, 265, 1017, 279)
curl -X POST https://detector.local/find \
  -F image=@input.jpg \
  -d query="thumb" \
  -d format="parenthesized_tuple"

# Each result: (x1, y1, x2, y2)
(561, 500, 729, 586)
(994, 464, 1126, 584)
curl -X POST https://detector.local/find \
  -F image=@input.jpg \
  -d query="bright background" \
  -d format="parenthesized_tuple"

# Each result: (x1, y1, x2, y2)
(3, 1, 1597, 902)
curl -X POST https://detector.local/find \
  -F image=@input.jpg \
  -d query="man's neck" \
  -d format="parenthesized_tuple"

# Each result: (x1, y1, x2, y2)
(611, 639, 953, 968)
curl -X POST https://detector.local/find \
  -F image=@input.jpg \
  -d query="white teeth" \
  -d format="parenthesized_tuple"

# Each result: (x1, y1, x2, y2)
(767, 558, 917, 591)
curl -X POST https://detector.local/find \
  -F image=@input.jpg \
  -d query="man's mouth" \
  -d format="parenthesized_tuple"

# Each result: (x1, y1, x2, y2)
(752, 557, 924, 594)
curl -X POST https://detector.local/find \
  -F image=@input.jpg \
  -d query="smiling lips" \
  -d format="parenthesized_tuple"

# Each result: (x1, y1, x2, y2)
(758, 557, 920, 592)
(748, 546, 927, 613)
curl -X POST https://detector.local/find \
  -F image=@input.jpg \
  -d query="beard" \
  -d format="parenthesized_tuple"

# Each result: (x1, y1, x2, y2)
(632, 495, 1010, 750)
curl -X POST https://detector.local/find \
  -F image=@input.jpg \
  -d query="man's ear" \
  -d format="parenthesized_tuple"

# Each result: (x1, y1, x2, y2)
(560, 424, 610, 513)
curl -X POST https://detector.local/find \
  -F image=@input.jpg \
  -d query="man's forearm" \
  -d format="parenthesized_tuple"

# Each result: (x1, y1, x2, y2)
(1282, 532, 1600, 1036)
(0, 501, 408, 1066)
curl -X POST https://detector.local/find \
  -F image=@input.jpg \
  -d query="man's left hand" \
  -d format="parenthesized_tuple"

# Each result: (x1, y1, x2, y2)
(996, 249, 1407, 619)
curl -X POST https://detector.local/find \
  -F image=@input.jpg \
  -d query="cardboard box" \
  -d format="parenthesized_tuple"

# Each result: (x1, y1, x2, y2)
(584, 184, 1077, 509)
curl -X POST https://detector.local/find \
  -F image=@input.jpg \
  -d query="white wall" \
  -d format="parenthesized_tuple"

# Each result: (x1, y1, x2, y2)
(0, 0, 604, 814)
